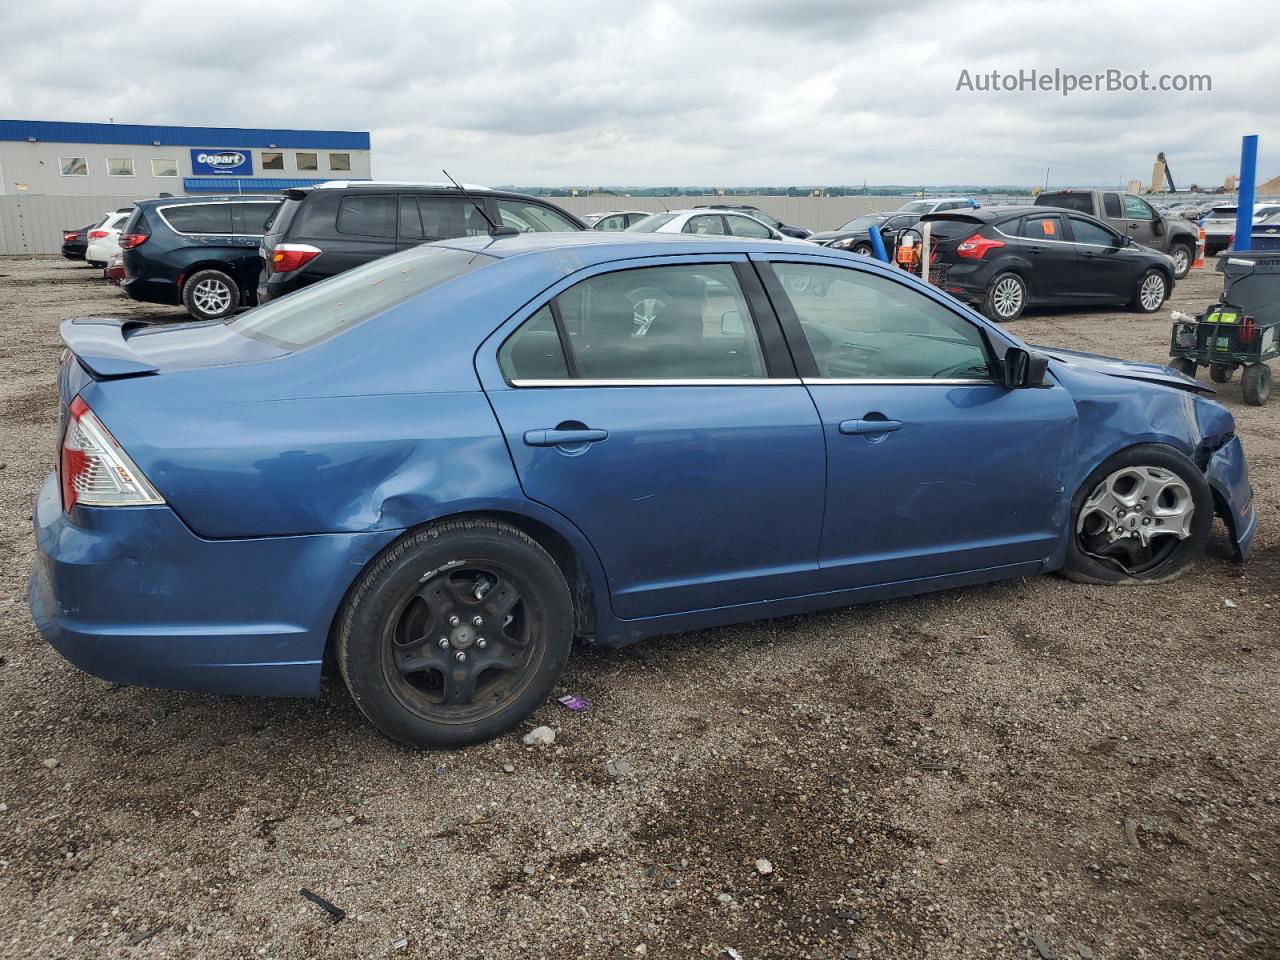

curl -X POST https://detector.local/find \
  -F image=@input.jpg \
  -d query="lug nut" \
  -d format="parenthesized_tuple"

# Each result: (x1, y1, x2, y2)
(455, 651, 466, 662)
(1142, 517, 1151, 525)
(438, 637, 449, 648)
(472, 616, 484, 627)
(477, 639, 487, 649)
(449, 615, 461, 627)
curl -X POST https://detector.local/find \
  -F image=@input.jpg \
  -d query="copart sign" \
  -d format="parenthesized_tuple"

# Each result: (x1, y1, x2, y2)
(190, 149, 254, 176)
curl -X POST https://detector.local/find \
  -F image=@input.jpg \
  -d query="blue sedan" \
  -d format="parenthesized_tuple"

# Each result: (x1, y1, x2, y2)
(30, 233, 1257, 748)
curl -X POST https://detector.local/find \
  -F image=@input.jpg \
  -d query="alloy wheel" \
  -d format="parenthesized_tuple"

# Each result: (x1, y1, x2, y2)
(991, 277, 1023, 318)
(192, 278, 231, 315)
(1075, 465, 1194, 574)
(1139, 274, 1165, 311)
(1171, 248, 1190, 276)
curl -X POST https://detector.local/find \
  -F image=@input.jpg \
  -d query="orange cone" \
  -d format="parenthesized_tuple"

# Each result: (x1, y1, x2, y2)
(1193, 228, 1205, 269)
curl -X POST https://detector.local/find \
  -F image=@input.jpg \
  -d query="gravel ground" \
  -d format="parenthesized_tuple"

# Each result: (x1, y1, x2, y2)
(0, 256, 1276, 960)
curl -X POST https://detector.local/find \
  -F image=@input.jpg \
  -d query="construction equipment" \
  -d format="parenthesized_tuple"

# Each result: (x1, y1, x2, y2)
(1148, 152, 1176, 194)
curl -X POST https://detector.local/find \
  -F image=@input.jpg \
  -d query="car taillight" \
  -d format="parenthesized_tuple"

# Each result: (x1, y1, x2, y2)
(89, 230, 110, 240)
(60, 396, 164, 512)
(270, 243, 322, 273)
(64, 232, 78, 242)
(119, 233, 147, 249)
(956, 233, 1007, 259)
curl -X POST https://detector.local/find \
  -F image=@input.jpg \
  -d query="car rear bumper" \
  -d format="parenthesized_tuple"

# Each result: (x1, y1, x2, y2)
(121, 274, 181, 306)
(1205, 436, 1257, 562)
(28, 472, 397, 697)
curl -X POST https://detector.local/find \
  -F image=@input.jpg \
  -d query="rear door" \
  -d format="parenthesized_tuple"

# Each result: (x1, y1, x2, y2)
(755, 255, 1078, 589)
(1011, 213, 1080, 300)
(317, 192, 399, 275)
(683, 214, 727, 236)
(477, 255, 827, 619)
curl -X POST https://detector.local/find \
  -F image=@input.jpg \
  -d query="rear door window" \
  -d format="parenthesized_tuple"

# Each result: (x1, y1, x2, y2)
(417, 197, 491, 241)
(162, 203, 233, 235)
(232, 201, 281, 236)
(684, 215, 727, 235)
(1017, 214, 1064, 240)
(398, 195, 425, 240)
(595, 214, 627, 232)
(336, 194, 398, 238)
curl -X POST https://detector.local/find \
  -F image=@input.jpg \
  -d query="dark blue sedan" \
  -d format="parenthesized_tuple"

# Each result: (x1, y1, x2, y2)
(31, 233, 1257, 748)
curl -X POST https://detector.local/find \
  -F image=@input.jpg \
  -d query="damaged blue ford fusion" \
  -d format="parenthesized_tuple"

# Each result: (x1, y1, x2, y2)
(29, 232, 1256, 748)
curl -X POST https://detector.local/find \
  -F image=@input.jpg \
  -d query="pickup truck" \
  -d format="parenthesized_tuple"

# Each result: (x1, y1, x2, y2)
(1035, 189, 1200, 279)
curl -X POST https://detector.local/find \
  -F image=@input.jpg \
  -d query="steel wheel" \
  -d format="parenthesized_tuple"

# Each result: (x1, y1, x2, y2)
(1075, 465, 1194, 575)
(383, 562, 538, 723)
(991, 276, 1024, 319)
(1138, 273, 1166, 311)
(192, 278, 231, 315)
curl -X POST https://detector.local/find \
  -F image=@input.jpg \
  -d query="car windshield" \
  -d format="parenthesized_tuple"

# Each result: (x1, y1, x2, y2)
(229, 245, 495, 349)
(836, 215, 885, 232)
(1206, 207, 1237, 219)
(626, 213, 677, 232)
(896, 200, 936, 215)
(746, 210, 780, 227)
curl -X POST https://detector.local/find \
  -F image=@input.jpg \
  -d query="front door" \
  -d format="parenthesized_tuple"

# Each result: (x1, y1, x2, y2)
(757, 256, 1079, 590)
(479, 257, 827, 620)
(1065, 215, 1140, 301)
(1122, 194, 1159, 247)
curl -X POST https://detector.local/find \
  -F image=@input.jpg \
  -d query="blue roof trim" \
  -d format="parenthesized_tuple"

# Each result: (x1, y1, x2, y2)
(183, 178, 363, 192)
(0, 119, 369, 150)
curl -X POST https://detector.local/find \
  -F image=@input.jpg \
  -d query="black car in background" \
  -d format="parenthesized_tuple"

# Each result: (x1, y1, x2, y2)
(60, 223, 94, 261)
(809, 212, 922, 253)
(119, 196, 282, 320)
(922, 206, 1176, 322)
(258, 182, 586, 303)
(692, 204, 811, 239)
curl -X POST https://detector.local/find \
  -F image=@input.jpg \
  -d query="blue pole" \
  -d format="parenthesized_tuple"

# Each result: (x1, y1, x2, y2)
(868, 224, 890, 263)
(1233, 134, 1258, 252)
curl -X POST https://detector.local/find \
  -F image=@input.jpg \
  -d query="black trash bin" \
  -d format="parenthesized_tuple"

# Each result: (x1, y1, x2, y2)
(1216, 251, 1280, 324)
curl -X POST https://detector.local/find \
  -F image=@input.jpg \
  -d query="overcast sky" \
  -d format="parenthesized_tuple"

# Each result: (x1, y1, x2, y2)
(1, 0, 1274, 188)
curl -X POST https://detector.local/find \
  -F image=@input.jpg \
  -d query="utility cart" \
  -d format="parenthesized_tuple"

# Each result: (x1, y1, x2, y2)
(1168, 252, 1280, 405)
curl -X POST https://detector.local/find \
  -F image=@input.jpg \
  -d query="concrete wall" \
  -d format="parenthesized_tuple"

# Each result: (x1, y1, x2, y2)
(0, 141, 371, 197)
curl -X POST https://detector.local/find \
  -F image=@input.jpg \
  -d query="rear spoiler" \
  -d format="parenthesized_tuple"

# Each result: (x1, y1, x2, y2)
(60, 317, 159, 378)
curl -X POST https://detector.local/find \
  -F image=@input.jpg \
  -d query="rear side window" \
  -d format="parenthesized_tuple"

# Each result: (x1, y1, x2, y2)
(337, 195, 397, 238)
(497, 306, 569, 380)
(233, 202, 280, 235)
(1018, 215, 1064, 240)
(161, 204, 233, 235)
(684, 215, 726, 235)
(627, 213, 675, 232)
(229, 246, 495, 349)
(416, 197, 491, 241)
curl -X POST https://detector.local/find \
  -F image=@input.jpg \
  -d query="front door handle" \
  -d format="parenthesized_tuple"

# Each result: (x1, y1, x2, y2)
(839, 418, 903, 435)
(524, 428, 608, 447)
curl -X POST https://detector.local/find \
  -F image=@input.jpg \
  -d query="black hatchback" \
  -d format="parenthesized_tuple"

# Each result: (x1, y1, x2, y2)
(922, 206, 1177, 322)
(119, 196, 282, 321)
(257, 182, 585, 303)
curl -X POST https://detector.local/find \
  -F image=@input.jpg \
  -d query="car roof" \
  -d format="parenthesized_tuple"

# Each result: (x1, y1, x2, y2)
(313, 179, 493, 191)
(136, 195, 279, 208)
(432, 230, 810, 263)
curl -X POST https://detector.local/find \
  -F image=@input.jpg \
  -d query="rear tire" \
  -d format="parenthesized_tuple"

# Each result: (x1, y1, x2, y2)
(1061, 444, 1211, 585)
(337, 518, 574, 749)
(1168, 357, 1197, 377)
(1209, 363, 1235, 383)
(1130, 269, 1167, 313)
(981, 272, 1027, 322)
(182, 269, 239, 321)
(852, 242, 873, 257)
(1241, 363, 1273, 406)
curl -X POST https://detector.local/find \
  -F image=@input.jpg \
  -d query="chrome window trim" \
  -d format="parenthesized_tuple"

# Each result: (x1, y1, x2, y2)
(156, 199, 280, 237)
(509, 378, 802, 388)
(993, 221, 1129, 251)
(802, 377, 996, 386)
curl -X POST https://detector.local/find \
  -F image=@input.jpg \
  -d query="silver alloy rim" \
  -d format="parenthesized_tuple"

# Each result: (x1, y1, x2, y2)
(1140, 274, 1165, 310)
(786, 274, 812, 294)
(1076, 465, 1194, 573)
(632, 298, 663, 336)
(193, 278, 231, 315)
(992, 277, 1023, 318)
(1172, 248, 1189, 275)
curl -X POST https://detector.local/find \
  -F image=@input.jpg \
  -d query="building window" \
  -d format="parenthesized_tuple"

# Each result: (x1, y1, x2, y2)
(107, 158, 135, 177)
(329, 152, 351, 171)
(262, 151, 284, 171)
(151, 158, 178, 178)
(296, 152, 318, 171)
(60, 157, 88, 176)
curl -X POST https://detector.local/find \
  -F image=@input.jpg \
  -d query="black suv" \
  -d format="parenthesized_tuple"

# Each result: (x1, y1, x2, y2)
(120, 196, 282, 321)
(258, 182, 586, 302)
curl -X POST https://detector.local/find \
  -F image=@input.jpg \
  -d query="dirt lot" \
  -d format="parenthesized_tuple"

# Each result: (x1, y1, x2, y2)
(0, 256, 1276, 960)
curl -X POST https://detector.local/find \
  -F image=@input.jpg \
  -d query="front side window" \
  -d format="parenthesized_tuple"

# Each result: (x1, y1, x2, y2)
(838, 215, 884, 232)
(296, 152, 318, 171)
(1068, 217, 1117, 247)
(897, 200, 934, 215)
(747, 210, 781, 228)
(262, 151, 284, 171)
(60, 157, 87, 176)
(107, 158, 134, 177)
(1103, 193, 1123, 218)
(161, 203, 233, 235)
(499, 263, 767, 381)
(493, 199, 579, 233)
(1123, 195, 1155, 220)
(726, 215, 772, 239)
(684, 215, 726, 236)
(772, 262, 992, 381)
(416, 197, 491, 240)
(336, 195, 397, 238)
(329, 152, 352, 171)
(229, 246, 495, 349)
(151, 158, 178, 178)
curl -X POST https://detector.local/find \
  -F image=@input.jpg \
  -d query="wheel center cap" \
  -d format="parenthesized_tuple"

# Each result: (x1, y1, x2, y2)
(450, 625, 476, 649)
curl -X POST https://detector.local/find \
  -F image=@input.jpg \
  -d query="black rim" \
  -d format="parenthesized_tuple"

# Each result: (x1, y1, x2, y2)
(381, 562, 541, 723)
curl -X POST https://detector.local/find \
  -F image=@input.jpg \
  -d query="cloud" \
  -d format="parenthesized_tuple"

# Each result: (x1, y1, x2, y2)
(0, 0, 1273, 187)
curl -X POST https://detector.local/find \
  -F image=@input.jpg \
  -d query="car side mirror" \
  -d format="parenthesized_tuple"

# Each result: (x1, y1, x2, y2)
(1153, 216, 1166, 237)
(1119, 234, 1134, 247)
(1003, 346, 1049, 388)
(721, 310, 746, 336)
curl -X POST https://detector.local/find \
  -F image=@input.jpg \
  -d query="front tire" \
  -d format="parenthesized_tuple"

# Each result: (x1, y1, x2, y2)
(183, 269, 239, 321)
(982, 272, 1027, 322)
(1169, 243, 1193, 280)
(1130, 269, 1167, 313)
(851, 242, 873, 257)
(336, 519, 574, 749)
(1061, 444, 1212, 585)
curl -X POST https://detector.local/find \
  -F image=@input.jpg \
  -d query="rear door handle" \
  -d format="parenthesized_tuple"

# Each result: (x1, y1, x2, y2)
(839, 418, 903, 435)
(524, 428, 608, 447)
